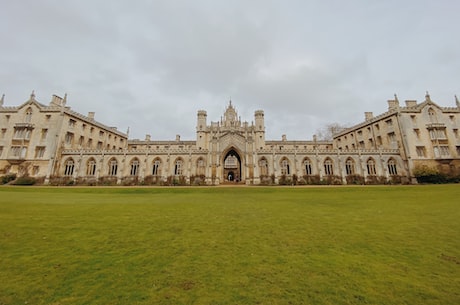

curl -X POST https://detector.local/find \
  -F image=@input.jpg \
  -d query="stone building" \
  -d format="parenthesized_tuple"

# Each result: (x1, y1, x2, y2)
(1, 92, 459, 185)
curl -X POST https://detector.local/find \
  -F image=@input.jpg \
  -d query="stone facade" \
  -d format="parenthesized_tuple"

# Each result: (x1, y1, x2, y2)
(1, 92, 459, 185)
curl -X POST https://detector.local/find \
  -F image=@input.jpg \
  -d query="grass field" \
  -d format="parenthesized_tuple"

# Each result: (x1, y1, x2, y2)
(0, 185, 459, 305)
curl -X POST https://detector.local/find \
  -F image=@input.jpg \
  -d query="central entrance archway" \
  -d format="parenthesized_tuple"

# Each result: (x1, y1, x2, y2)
(223, 149, 242, 182)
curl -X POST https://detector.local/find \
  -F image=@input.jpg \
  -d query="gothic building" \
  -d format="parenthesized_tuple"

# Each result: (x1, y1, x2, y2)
(1, 92, 459, 185)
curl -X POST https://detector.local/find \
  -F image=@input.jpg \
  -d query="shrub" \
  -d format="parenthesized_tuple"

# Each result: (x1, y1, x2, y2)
(366, 175, 388, 185)
(12, 176, 36, 185)
(413, 165, 450, 184)
(303, 175, 321, 185)
(321, 175, 343, 185)
(278, 175, 292, 185)
(98, 176, 118, 186)
(1, 174, 17, 185)
(346, 174, 364, 185)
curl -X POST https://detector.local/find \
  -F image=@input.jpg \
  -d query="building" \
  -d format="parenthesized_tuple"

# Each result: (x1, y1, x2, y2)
(1, 92, 459, 185)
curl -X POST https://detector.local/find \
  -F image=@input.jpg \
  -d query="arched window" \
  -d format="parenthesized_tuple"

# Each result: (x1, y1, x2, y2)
(259, 158, 268, 176)
(64, 159, 74, 176)
(130, 158, 140, 176)
(345, 158, 355, 175)
(152, 159, 161, 176)
(303, 158, 312, 175)
(86, 158, 96, 176)
(25, 107, 33, 123)
(174, 158, 183, 176)
(108, 158, 118, 176)
(324, 158, 333, 176)
(428, 107, 437, 123)
(367, 158, 376, 175)
(196, 158, 205, 176)
(280, 158, 290, 175)
(388, 158, 398, 175)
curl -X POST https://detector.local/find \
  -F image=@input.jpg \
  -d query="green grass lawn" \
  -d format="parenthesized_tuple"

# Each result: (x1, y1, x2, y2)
(0, 185, 459, 305)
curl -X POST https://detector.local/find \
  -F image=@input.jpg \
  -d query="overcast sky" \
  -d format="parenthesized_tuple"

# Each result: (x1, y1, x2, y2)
(1, 0, 459, 140)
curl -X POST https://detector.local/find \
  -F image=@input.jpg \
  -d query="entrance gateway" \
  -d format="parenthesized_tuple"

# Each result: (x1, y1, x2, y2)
(223, 149, 241, 182)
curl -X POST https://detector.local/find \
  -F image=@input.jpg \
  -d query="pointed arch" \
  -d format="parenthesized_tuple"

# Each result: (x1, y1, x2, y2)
(303, 157, 312, 175)
(366, 158, 376, 175)
(86, 158, 97, 176)
(108, 158, 118, 176)
(387, 158, 398, 176)
(196, 157, 206, 176)
(280, 157, 290, 175)
(324, 158, 333, 176)
(174, 157, 184, 176)
(345, 158, 355, 175)
(152, 158, 162, 176)
(64, 158, 75, 176)
(258, 157, 268, 176)
(130, 158, 140, 176)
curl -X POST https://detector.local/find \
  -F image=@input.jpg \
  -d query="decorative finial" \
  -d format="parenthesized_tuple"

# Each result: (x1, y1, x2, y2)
(126, 127, 130, 135)
(394, 93, 399, 102)
(30, 90, 36, 100)
(63, 93, 67, 105)
(456, 95, 460, 107)
(425, 91, 431, 101)
(0, 94, 4, 106)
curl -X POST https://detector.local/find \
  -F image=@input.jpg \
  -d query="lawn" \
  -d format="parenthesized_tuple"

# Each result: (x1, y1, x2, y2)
(0, 185, 459, 305)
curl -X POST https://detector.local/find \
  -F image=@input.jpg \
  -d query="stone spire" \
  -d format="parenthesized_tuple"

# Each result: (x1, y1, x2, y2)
(456, 95, 459, 108)
(30, 90, 36, 101)
(425, 91, 431, 102)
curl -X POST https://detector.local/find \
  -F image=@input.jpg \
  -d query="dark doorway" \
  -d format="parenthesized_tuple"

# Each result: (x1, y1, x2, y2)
(223, 149, 241, 182)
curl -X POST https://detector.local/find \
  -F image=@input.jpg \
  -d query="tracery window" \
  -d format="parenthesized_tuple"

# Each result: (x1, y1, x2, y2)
(387, 159, 398, 176)
(303, 158, 312, 175)
(152, 159, 161, 176)
(130, 158, 140, 176)
(324, 158, 333, 176)
(64, 159, 74, 176)
(108, 158, 118, 176)
(25, 107, 32, 123)
(87, 158, 96, 176)
(259, 158, 268, 176)
(280, 158, 290, 175)
(174, 159, 183, 176)
(345, 158, 355, 175)
(196, 158, 205, 176)
(367, 158, 376, 175)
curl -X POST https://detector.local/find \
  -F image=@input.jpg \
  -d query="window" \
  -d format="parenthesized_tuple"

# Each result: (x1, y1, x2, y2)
(35, 146, 45, 158)
(377, 136, 382, 146)
(64, 159, 75, 176)
(68, 119, 76, 128)
(99, 131, 104, 138)
(414, 129, 420, 139)
(87, 138, 93, 148)
(388, 159, 398, 175)
(416, 146, 426, 157)
(259, 158, 268, 176)
(303, 158, 312, 175)
(324, 159, 333, 176)
(108, 159, 118, 176)
(65, 132, 74, 145)
(428, 108, 436, 122)
(224, 155, 238, 168)
(457, 146, 460, 156)
(32, 166, 39, 176)
(174, 159, 183, 176)
(196, 158, 206, 176)
(1, 128, 6, 139)
(385, 119, 393, 126)
(152, 159, 161, 176)
(78, 136, 84, 146)
(359, 141, 365, 149)
(14, 127, 32, 140)
(25, 107, 32, 123)
(434, 146, 450, 158)
(280, 158, 290, 175)
(41, 129, 48, 140)
(97, 141, 103, 149)
(454, 129, 459, 138)
(345, 158, 355, 175)
(87, 158, 96, 176)
(0, 146, 3, 157)
(429, 128, 446, 140)
(387, 132, 396, 143)
(130, 159, 139, 176)
(82, 124, 86, 131)
(11, 146, 27, 158)
(367, 158, 376, 175)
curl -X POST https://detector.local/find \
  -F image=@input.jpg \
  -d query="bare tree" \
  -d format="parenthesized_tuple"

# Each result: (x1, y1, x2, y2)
(315, 123, 347, 141)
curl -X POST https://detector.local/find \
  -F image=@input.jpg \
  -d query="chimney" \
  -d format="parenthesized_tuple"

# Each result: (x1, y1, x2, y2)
(405, 100, 417, 108)
(176, 134, 180, 142)
(88, 112, 95, 120)
(364, 112, 373, 121)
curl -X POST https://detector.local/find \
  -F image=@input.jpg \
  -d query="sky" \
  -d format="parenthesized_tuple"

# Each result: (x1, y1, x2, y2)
(1, 0, 459, 140)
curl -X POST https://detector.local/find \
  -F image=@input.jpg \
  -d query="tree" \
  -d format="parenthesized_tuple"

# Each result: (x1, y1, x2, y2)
(315, 123, 348, 141)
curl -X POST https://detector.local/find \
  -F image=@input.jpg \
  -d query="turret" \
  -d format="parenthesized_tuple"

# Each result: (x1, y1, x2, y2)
(254, 110, 265, 149)
(196, 110, 207, 149)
